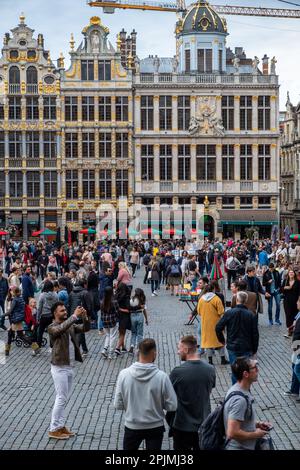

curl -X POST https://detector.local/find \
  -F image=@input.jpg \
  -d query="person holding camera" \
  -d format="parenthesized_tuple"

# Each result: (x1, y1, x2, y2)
(48, 302, 90, 440)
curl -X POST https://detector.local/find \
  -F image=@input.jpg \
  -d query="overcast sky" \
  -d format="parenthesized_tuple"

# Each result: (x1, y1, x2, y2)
(0, 0, 299, 109)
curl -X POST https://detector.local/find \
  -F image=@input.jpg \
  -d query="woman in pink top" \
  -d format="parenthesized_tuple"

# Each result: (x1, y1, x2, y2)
(116, 262, 133, 290)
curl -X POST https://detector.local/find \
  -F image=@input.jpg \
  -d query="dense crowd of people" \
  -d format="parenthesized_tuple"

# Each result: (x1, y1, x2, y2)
(0, 235, 299, 449)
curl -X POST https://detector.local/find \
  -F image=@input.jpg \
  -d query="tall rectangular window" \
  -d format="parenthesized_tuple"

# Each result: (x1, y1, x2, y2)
(159, 144, 172, 180)
(222, 144, 234, 180)
(116, 132, 128, 158)
(99, 96, 111, 121)
(66, 211, 79, 222)
(0, 103, 4, 120)
(99, 132, 111, 159)
(81, 60, 94, 81)
(258, 96, 271, 130)
(240, 96, 252, 131)
(43, 97, 56, 120)
(27, 171, 40, 197)
(159, 96, 172, 131)
(141, 96, 154, 130)
(9, 97, 21, 120)
(9, 171, 23, 197)
(65, 96, 78, 121)
(218, 49, 223, 72)
(82, 132, 95, 158)
(240, 144, 252, 180)
(197, 49, 212, 73)
(222, 96, 234, 130)
(258, 144, 271, 180)
(82, 169, 95, 199)
(178, 96, 190, 131)
(44, 132, 57, 159)
(66, 170, 78, 199)
(44, 171, 57, 198)
(0, 132, 5, 158)
(26, 131, 39, 158)
(65, 133, 78, 159)
(98, 60, 111, 81)
(116, 96, 128, 121)
(116, 170, 128, 197)
(9, 131, 22, 158)
(178, 144, 191, 181)
(185, 50, 190, 72)
(141, 144, 154, 181)
(196, 145, 216, 180)
(26, 97, 39, 120)
(99, 169, 112, 199)
(82, 96, 95, 121)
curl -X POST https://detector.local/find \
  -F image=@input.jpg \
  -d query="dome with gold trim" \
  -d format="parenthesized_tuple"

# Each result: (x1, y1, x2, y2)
(180, 1, 227, 35)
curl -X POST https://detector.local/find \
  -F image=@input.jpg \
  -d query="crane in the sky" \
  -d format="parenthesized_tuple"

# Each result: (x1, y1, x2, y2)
(87, 0, 300, 17)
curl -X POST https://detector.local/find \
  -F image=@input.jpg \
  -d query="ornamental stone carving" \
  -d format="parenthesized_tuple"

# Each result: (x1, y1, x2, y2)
(188, 96, 225, 137)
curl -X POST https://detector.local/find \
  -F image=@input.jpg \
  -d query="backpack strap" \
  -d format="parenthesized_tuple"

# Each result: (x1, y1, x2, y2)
(223, 391, 252, 448)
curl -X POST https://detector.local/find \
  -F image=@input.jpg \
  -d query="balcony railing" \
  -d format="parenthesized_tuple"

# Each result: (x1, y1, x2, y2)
(240, 181, 253, 191)
(9, 84, 21, 94)
(160, 182, 173, 192)
(44, 159, 57, 167)
(10, 159, 22, 167)
(27, 198, 40, 207)
(136, 73, 278, 85)
(0, 198, 4, 207)
(45, 199, 57, 207)
(26, 84, 38, 94)
(26, 159, 40, 168)
(196, 181, 217, 192)
(10, 198, 22, 207)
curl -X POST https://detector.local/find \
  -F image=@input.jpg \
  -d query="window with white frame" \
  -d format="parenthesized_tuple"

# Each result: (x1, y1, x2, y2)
(141, 96, 154, 130)
(222, 144, 235, 180)
(159, 144, 172, 180)
(178, 96, 190, 131)
(82, 132, 95, 158)
(141, 144, 154, 181)
(98, 60, 111, 81)
(44, 171, 57, 198)
(65, 96, 78, 121)
(43, 96, 56, 120)
(9, 171, 22, 197)
(26, 97, 39, 120)
(99, 169, 112, 199)
(258, 96, 271, 130)
(196, 144, 216, 180)
(99, 132, 111, 159)
(159, 96, 172, 131)
(9, 97, 21, 120)
(197, 49, 212, 73)
(222, 96, 234, 130)
(65, 133, 78, 159)
(178, 144, 191, 181)
(27, 171, 40, 197)
(81, 60, 94, 81)
(82, 96, 95, 121)
(9, 131, 22, 158)
(66, 170, 78, 199)
(44, 132, 57, 159)
(116, 169, 128, 197)
(116, 96, 128, 121)
(82, 169, 95, 199)
(240, 96, 252, 131)
(26, 131, 39, 158)
(116, 132, 128, 158)
(258, 144, 271, 180)
(240, 144, 253, 180)
(99, 96, 111, 121)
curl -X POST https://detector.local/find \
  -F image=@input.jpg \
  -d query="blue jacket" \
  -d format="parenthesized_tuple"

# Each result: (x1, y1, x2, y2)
(99, 273, 113, 301)
(0, 277, 9, 301)
(258, 250, 269, 267)
(9, 296, 25, 323)
(21, 273, 34, 301)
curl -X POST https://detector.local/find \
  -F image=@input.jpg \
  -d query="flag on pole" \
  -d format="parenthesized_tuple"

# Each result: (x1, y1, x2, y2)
(210, 254, 223, 281)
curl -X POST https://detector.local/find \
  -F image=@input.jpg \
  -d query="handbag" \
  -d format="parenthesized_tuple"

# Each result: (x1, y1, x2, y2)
(255, 435, 275, 450)
(147, 270, 152, 280)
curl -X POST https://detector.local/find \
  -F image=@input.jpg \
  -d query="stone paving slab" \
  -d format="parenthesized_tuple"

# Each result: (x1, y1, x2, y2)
(0, 269, 300, 450)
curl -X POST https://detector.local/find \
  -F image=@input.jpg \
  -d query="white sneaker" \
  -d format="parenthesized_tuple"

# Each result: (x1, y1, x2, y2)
(152, 293, 155, 297)
(154, 291, 158, 296)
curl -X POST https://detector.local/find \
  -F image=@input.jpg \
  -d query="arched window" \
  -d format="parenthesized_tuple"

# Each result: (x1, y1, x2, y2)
(9, 66, 20, 84)
(26, 66, 38, 84)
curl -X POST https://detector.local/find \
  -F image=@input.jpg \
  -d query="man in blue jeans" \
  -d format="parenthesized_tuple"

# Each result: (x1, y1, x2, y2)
(262, 263, 282, 326)
(216, 291, 259, 384)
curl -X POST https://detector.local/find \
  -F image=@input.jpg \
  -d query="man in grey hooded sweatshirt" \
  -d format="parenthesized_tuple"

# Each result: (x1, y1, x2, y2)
(114, 338, 177, 450)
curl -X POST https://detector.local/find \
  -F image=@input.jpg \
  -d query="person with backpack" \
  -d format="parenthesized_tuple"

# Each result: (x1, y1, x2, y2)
(142, 252, 151, 285)
(129, 288, 148, 354)
(148, 257, 160, 297)
(225, 251, 241, 290)
(34, 280, 58, 356)
(166, 258, 182, 296)
(4, 287, 26, 356)
(199, 357, 273, 450)
(168, 335, 215, 451)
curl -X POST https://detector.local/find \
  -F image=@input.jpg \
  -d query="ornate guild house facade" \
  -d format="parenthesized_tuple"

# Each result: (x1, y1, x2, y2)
(0, 3, 280, 240)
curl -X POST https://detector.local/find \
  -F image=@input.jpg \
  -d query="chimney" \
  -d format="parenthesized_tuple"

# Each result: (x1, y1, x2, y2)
(262, 54, 269, 75)
(119, 29, 127, 68)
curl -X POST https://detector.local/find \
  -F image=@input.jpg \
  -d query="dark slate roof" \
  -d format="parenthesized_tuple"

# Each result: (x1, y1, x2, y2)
(182, 1, 227, 35)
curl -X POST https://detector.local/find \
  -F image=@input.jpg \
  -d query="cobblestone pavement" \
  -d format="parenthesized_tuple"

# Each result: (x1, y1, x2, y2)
(0, 268, 300, 450)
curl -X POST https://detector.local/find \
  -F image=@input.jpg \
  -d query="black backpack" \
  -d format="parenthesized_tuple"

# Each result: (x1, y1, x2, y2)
(199, 391, 251, 450)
